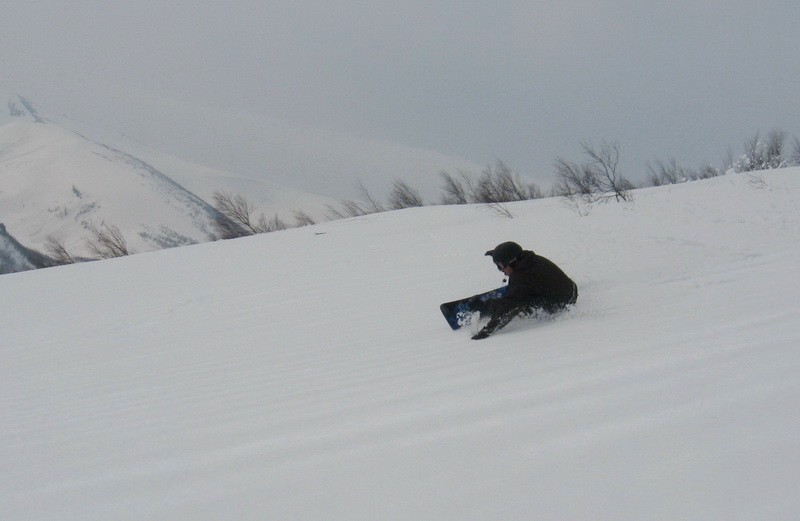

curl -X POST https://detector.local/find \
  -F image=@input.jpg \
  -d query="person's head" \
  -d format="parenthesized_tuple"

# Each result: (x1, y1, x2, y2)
(485, 241, 523, 274)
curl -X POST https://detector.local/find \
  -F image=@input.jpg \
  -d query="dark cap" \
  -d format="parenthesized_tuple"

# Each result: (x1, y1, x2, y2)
(485, 241, 523, 265)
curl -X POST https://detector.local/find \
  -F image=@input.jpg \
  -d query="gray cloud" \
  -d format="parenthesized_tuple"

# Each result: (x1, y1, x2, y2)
(3, 1, 799, 193)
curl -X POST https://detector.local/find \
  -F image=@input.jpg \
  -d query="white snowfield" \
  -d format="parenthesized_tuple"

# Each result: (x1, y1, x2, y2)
(2, 169, 799, 520)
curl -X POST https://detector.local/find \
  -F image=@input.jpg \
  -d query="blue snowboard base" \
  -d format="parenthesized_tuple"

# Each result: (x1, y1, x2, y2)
(440, 286, 508, 330)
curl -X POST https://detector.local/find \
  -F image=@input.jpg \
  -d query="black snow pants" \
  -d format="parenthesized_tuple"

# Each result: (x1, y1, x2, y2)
(472, 281, 578, 339)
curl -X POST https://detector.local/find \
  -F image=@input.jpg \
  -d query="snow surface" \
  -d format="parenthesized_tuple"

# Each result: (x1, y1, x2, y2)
(2, 169, 799, 520)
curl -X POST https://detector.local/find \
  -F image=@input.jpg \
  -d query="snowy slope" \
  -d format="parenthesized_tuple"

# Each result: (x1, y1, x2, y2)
(2, 169, 799, 520)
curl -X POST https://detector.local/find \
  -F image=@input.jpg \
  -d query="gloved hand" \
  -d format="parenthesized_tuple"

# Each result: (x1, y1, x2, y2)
(467, 294, 488, 314)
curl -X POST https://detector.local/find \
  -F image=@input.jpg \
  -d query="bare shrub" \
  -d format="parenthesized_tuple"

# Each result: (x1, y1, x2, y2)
(553, 158, 596, 197)
(388, 180, 424, 210)
(697, 165, 723, 179)
(211, 191, 270, 238)
(326, 180, 385, 219)
(85, 224, 130, 259)
(735, 130, 787, 172)
(438, 163, 541, 219)
(293, 210, 316, 227)
(647, 158, 691, 186)
(264, 214, 289, 232)
(45, 236, 77, 265)
(210, 212, 248, 240)
(765, 129, 786, 169)
(472, 161, 543, 203)
(648, 159, 723, 185)
(326, 201, 369, 220)
(738, 133, 761, 172)
(555, 140, 633, 203)
(439, 170, 471, 205)
(355, 180, 385, 214)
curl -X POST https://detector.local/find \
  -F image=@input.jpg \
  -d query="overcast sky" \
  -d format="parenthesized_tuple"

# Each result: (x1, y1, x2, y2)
(3, 1, 799, 195)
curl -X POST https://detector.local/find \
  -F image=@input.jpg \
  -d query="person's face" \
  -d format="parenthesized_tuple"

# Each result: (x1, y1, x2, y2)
(495, 262, 513, 276)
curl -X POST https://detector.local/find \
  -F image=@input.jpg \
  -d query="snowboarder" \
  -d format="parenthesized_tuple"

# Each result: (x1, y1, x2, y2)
(470, 241, 578, 340)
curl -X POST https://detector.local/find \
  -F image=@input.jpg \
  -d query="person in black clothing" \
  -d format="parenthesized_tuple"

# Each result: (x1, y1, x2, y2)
(471, 241, 578, 340)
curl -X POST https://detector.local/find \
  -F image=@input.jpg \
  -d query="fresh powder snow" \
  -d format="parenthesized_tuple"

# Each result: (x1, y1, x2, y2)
(2, 169, 799, 520)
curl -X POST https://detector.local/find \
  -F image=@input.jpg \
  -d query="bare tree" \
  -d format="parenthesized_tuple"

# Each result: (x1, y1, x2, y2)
(264, 214, 289, 232)
(738, 133, 761, 172)
(765, 129, 786, 169)
(293, 210, 317, 227)
(211, 191, 270, 238)
(553, 157, 596, 197)
(647, 158, 692, 186)
(555, 141, 633, 202)
(439, 170, 470, 205)
(582, 140, 634, 200)
(356, 180, 385, 214)
(735, 130, 787, 172)
(211, 213, 249, 239)
(388, 179, 424, 210)
(697, 164, 722, 179)
(440, 163, 542, 207)
(472, 161, 542, 203)
(45, 236, 77, 265)
(326, 200, 369, 220)
(85, 224, 130, 259)
(326, 180, 385, 219)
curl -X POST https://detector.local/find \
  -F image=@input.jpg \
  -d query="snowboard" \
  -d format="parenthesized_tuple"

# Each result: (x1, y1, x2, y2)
(440, 286, 508, 330)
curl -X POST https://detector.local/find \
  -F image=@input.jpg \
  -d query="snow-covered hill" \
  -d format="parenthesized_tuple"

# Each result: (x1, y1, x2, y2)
(2, 168, 799, 520)
(0, 95, 337, 264)
(0, 119, 219, 254)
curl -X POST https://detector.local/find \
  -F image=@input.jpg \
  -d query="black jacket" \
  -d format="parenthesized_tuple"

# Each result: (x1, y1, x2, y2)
(506, 250, 576, 303)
